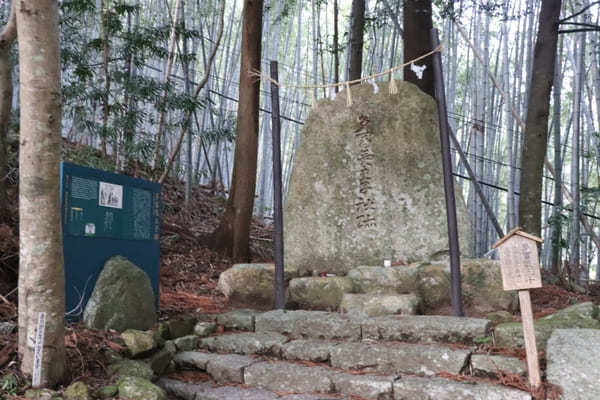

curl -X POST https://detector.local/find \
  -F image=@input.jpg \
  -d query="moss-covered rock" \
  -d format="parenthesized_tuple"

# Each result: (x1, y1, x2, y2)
(417, 259, 516, 313)
(24, 388, 61, 400)
(287, 276, 353, 310)
(107, 359, 154, 380)
(284, 81, 472, 276)
(159, 318, 196, 340)
(95, 385, 118, 399)
(217, 263, 297, 306)
(117, 376, 166, 400)
(83, 256, 156, 332)
(495, 302, 600, 349)
(63, 381, 90, 400)
(121, 329, 161, 357)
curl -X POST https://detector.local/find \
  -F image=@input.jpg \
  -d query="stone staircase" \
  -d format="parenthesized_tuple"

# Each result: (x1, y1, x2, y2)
(157, 309, 532, 400)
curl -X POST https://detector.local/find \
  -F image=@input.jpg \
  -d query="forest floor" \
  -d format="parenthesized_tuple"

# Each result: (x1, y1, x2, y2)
(0, 141, 598, 399)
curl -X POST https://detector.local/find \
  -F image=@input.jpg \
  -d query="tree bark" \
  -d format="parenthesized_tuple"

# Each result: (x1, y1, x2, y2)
(403, 0, 433, 97)
(518, 0, 561, 238)
(16, 0, 65, 386)
(0, 2, 16, 223)
(209, 0, 263, 262)
(348, 0, 365, 81)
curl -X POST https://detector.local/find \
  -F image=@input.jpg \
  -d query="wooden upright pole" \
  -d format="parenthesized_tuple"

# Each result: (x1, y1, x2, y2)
(519, 290, 541, 388)
(430, 28, 464, 317)
(270, 61, 285, 309)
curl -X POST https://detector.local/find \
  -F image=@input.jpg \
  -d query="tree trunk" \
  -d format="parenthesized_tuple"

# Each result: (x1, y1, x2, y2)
(209, 0, 263, 262)
(403, 0, 433, 97)
(348, 0, 365, 81)
(16, 0, 65, 387)
(0, 2, 16, 223)
(518, 0, 561, 238)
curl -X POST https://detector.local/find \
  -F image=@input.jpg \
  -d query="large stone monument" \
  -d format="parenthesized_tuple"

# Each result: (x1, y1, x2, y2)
(284, 81, 471, 275)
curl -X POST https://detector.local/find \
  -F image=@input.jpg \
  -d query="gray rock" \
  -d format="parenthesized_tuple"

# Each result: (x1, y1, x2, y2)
(329, 341, 470, 376)
(347, 265, 421, 294)
(200, 332, 287, 355)
(217, 309, 259, 331)
(340, 293, 420, 317)
(281, 396, 339, 400)
(83, 256, 156, 332)
(159, 378, 281, 400)
(163, 340, 177, 355)
(255, 310, 362, 340)
(547, 329, 600, 400)
(0, 321, 16, 335)
(172, 351, 212, 370)
(161, 318, 196, 339)
(495, 302, 600, 349)
(332, 372, 395, 399)
(392, 376, 531, 399)
(244, 361, 335, 393)
(147, 348, 173, 375)
(278, 339, 336, 362)
(107, 359, 154, 380)
(287, 276, 353, 310)
(217, 264, 296, 306)
(206, 354, 258, 383)
(121, 329, 161, 357)
(194, 322, 218, 337)
(284, 81, 472, 276)
(470, 354, 526, 376)
(362, 315, 491, 343)
(173, 335, 199, 351)
(118, 376, 167, 400)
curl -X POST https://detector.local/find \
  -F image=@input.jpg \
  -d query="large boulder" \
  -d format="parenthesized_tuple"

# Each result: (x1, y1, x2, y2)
(287, 276, 353, 310)
(418, 259, 517, 313)
(495, 302, 600, 349)
(284, 81, 471, 275)
(217, 263, 297, 306)
(83, 256, 156, 332)
(546, 329, 600, 399)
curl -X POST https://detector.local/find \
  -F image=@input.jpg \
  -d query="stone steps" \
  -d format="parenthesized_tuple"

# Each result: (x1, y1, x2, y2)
(163, 353, 531, 400)
(158, 309, 532, 400)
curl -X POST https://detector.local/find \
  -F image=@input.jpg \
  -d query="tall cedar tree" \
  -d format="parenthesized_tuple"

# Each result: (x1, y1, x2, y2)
(17, 0, 65, 385)
(519, 0, 562, 238)
(0, 3, 16, 223)
(403, 0, 434, 97)
(210, 0, 263, 261)
(348, 0, 366, 80)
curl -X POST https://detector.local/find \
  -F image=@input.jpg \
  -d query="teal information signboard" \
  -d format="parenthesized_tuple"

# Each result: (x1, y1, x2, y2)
(60, 162, 161, 316)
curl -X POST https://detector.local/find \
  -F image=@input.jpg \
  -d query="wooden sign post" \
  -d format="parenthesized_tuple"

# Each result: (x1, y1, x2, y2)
(493, 227, 543, 390)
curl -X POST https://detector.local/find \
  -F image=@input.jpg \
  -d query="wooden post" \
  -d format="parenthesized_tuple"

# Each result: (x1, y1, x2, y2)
(270, 61, 285, 310)
(430, 28, 464, 317)
(519, 290, 541, 388)
(493, 227, 543, 390)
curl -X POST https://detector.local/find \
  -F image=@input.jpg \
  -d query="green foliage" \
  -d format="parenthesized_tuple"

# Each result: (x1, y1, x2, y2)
(0, 373, 20, 398)
(59, 0, 205, 166)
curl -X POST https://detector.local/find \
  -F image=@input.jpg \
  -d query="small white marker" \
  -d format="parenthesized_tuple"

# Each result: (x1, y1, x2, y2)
(32, 312, 46, 388)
